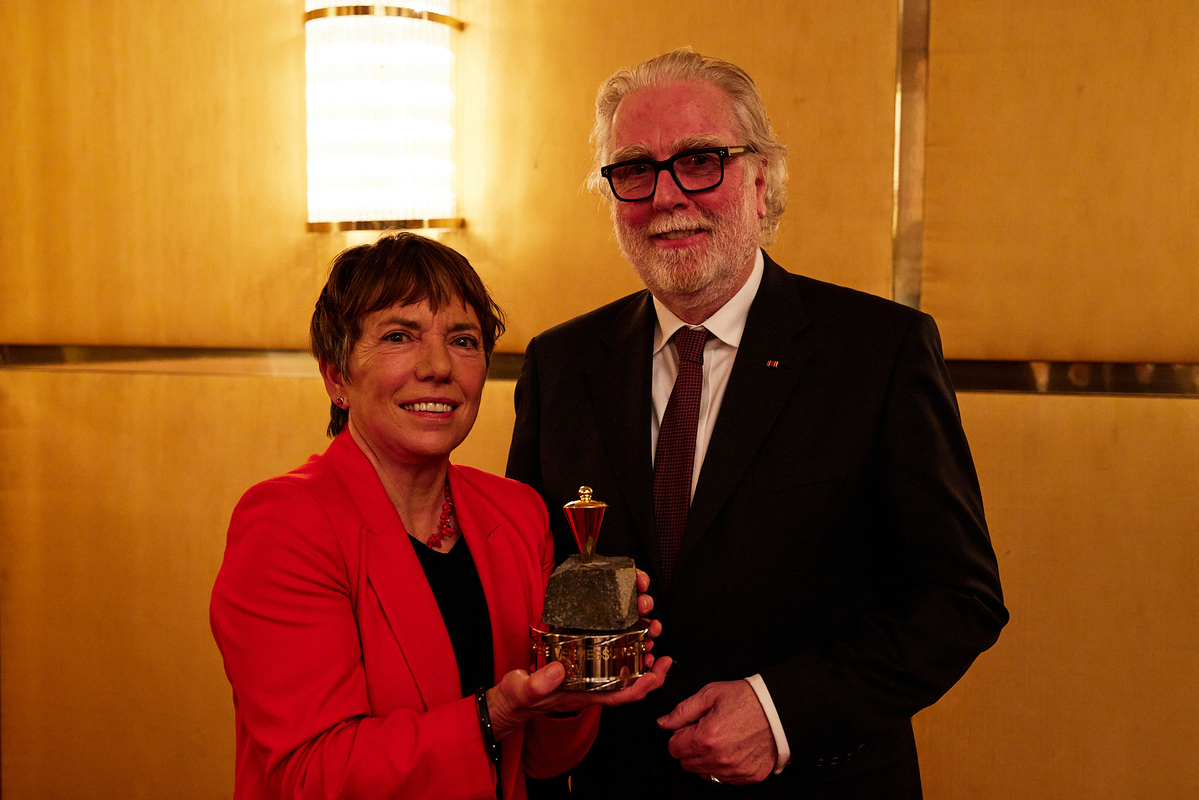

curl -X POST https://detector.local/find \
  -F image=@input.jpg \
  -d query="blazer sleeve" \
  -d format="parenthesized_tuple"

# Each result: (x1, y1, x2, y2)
(210, 478, 498, 800)
(760, 313, 1008, 758)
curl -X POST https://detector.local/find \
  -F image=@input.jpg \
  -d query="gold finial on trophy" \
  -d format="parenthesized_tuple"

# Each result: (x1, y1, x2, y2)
(564, 486, 607, 562)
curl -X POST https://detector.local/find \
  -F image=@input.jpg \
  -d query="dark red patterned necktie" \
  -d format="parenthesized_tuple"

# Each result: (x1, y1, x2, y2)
(654, 326, 711, 586)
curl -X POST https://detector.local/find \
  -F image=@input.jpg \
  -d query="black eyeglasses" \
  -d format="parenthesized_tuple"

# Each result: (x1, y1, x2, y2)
(600, 146, 756, 202)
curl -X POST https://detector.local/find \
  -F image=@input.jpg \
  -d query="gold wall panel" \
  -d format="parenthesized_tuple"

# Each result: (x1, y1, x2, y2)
(922, 2, 1199, 362)
(0, 368, 516, 797)
(2, 0, 1002, 795)
(914, 393, 1199, 800)
(0, 0, 342, 349)
(1, 0, 899, 353)
(449, 0, 899, 348)
(456, 379, 517, 476)
(10, 373, 1199, 798)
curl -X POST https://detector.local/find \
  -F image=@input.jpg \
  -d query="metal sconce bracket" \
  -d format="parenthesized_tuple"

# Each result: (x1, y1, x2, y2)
(304, 5, 464, 31)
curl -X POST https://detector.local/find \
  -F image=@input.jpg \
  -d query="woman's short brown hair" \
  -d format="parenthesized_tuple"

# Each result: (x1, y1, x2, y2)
(310, 232, 506, 438)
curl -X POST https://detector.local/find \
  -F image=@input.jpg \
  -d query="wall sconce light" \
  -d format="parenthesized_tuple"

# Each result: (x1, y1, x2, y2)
(304, 3, 464, 233)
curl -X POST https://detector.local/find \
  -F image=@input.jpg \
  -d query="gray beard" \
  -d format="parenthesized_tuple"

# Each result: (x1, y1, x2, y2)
(614, 192, 761, 315)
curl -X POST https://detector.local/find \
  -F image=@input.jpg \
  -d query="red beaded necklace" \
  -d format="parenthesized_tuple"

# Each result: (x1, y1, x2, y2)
(425, 480, 455, 549)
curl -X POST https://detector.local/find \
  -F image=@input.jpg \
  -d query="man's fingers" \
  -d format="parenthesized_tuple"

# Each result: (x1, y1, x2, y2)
(638, 593, 654, 615)
(657, 683, 715, 730)
(667, 721, 702, 758)
(661, 682, 778, 784)
(635, 568, 650, 592)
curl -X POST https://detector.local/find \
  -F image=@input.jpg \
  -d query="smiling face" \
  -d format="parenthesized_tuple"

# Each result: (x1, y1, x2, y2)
(322, 298, 487, 473)
(608, 80, 767, 322)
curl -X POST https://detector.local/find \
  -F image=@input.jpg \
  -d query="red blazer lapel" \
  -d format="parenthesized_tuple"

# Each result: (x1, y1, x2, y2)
(449, 465, 535, 683)
(326, 434, 461, 710)
(366, 514, 464, 710)
(332, 443, 538, 712)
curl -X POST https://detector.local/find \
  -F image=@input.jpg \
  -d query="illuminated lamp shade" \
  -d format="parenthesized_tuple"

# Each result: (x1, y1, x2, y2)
(304, 3, 464, 232)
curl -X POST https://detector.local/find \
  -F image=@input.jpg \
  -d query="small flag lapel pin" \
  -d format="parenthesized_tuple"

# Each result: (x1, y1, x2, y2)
(766, 360, 780, 368)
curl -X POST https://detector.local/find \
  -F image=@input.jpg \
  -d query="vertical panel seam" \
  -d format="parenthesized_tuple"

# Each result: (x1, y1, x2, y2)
(892, 0, 929, 309)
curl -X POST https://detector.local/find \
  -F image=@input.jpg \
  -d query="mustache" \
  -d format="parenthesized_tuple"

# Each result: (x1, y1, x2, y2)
(643, 211, 718, 237)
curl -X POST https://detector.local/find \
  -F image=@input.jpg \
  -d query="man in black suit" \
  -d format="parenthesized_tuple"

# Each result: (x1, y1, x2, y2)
(506, 48, 1007, 799)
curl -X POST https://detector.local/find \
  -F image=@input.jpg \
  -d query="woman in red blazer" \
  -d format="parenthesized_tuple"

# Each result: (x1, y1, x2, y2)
(210, 233, 669, 799)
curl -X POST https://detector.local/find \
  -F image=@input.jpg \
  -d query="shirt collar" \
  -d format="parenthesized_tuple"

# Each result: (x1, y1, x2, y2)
(652, 248, 765, 354)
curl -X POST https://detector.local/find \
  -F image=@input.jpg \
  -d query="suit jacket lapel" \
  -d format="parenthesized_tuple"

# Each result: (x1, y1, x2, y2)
(678, 256, 814, 570)
(586, 292, 659, 573)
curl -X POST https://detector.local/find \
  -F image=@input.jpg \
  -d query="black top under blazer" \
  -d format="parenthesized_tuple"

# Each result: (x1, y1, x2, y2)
(506, 253, 1008, 799)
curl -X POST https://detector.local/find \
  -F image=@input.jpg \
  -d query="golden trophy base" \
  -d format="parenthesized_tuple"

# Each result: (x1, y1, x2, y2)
(530, 622, 649, 691)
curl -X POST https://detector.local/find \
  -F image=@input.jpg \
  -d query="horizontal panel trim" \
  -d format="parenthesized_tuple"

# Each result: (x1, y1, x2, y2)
(1, 345, 526, 381)
(947, 360, 1199, 397)
(5, 347, 1196, 396)
(0, 345, 321, 378)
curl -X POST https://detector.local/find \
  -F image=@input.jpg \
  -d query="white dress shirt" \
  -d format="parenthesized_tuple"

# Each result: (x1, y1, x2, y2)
(649, 249, 792, 773)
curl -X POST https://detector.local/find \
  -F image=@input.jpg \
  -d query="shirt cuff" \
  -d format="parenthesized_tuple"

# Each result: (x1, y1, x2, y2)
(745, 674, 791, 774)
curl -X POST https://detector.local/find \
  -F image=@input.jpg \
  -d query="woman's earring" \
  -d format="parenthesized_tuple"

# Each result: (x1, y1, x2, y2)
(335, 397, 345, 407)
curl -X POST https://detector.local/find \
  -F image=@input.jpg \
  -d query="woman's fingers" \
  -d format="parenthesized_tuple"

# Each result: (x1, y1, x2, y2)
(526, 660, 566, 699)
(597, 655, 673, 705)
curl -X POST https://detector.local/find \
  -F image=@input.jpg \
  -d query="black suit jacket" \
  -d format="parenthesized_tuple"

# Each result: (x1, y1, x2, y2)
(507, 254, 1007, 799)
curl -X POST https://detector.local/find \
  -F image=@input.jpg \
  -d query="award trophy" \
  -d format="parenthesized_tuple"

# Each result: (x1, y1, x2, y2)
(530, 487, 648, 691)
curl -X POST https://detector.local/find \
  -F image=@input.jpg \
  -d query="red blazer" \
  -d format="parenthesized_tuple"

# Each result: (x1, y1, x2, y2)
(211, 431, 598, 799)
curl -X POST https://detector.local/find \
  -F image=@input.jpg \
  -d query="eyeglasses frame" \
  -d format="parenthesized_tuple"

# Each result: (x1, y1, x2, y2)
(600, 145, 756, 202)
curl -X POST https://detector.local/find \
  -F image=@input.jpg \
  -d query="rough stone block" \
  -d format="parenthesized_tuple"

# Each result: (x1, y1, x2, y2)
(542, 554, 638, 631)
